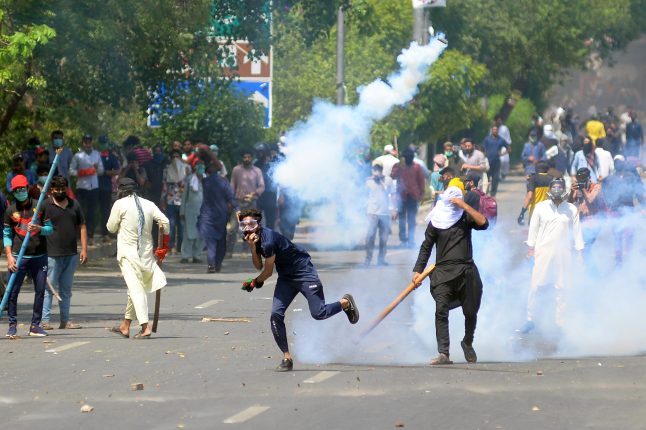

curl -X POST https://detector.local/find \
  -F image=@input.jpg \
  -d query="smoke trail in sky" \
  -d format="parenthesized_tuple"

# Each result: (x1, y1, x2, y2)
(272, 35, 448, 248)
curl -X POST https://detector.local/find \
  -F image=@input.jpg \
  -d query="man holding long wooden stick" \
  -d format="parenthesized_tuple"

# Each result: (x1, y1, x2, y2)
(107, 178, 169, 339)
(412, 186, 488, 365)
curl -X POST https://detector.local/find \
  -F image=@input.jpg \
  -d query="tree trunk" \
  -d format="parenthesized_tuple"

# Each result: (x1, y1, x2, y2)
(0, 84, 28, 139)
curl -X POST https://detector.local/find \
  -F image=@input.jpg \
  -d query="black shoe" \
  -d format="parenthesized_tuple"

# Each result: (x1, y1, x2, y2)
(207, 265, 216, 273)
(342, 294, 359, 324)
(461, 340, 477, 363)
(275, 358, 293, 372)
(180, 258, 190, 264)
(192, 258, 202, 264)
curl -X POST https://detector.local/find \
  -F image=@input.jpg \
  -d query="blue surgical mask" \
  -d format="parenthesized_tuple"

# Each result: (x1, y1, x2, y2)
(53, 138, 64, 148)
(14, 191, 28, 202)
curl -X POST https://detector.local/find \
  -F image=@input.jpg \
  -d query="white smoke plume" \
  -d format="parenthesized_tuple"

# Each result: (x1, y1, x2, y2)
(273, 35, 448, 248)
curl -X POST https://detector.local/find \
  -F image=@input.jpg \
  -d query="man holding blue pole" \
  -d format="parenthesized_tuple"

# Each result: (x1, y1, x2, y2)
(3, 174, 53, 338)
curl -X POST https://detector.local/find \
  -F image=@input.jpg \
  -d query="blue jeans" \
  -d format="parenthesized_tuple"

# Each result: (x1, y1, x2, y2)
(43, 255, 79, 323)
(7, 254, 48, 326)
(398, 197, 419, 245)
(165, 204, 183, 250)
(366, 214, 390, 263)
(270, 280, 343, 353)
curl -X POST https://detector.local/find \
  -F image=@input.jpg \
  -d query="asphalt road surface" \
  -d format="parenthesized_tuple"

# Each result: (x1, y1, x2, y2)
(2, 173, 645, 430)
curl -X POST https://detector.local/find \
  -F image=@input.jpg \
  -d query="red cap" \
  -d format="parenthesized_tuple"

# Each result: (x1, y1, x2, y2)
(35, 146, 47, 156)
(11, 174, 28, 190)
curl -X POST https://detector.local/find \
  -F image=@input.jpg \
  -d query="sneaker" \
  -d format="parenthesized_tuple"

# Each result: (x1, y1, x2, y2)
(28, 324, 48, 337)
(342, 294, 360, 324)
(461, 340, 477, 363)
(207, 265, 216, 273)
(41, 322, 55, 331)
(6, 324, 17, 338)
(179, 258, 190, 264)
(59, 321, 82, 329)
(516, 321, 535, 335)
(430, 353, 453, 365)
(275, 358, 293, 372)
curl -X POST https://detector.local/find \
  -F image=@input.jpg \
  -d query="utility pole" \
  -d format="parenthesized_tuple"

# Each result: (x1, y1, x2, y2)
(412, 6, 430, 45)
(336, 6, 345, 106)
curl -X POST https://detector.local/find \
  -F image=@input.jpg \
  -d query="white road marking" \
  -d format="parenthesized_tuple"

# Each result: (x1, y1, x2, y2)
(222, 406, 270, 424)
(303, 371, 339, 384)
(194, 299, 223, 309)
(45, 341, 89, 353)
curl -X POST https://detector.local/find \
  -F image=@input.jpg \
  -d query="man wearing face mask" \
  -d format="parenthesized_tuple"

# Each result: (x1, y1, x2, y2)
(569, 167, 605, 260)
(3, 175, 54, 338)
(391, 148, 425, 248)
(239, 208, 359, 372)
(227, 149, 265, 257)
(481, 125, 510, 196)
(41, 176, 88, 330)
(48, 130, 73, 181)
(180, 160, 206, 264)
(364, 162, 397, 266)
(521, 131, 546, 176)
(570, 136, 600, 183)
(69, 134, 104, 246)
(6, 154, 37, 194)
(518, 178, 584, 334)
(199, 159, 237, 273)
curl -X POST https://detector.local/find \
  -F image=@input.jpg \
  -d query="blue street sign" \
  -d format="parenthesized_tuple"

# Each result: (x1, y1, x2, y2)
(232, 81, 272, 128)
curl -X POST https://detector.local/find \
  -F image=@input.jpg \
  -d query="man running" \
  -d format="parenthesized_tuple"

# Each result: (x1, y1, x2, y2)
(238, 208, 359, 372)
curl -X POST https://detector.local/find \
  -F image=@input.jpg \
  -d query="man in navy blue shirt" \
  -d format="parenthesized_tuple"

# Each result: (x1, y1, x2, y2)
(481, 125, 509, 196)
(238, 208, 359, 372)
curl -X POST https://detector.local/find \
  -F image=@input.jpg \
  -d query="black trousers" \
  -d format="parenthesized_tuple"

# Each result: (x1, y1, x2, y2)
(431, 265, 483, 355)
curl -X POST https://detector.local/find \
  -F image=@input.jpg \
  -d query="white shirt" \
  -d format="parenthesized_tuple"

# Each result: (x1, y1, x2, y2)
(527, 199, 583, 287)
(69, 149, 104, 190)
(374, 154, 400, 178)
(107, 195, 169, 272)
(595, 147, 614, 180)
(497, 124, 512, 145)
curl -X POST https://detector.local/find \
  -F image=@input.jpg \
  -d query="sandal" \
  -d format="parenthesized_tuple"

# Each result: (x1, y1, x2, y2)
(430, 353, 453, 365)
(133, 332, 151, 339)
(109, 326, 129, 338)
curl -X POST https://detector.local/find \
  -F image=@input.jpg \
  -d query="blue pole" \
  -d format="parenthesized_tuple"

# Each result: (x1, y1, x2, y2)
(0, 149, 62, 315)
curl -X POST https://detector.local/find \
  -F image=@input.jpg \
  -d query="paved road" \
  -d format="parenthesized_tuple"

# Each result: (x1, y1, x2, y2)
(2, 174, 645, 430)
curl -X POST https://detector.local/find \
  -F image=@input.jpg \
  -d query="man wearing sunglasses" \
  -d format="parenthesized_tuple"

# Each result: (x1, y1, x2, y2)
(238, 208, 359, 372)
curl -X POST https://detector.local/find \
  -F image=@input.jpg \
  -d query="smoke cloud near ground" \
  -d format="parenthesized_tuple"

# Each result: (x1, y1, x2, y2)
(272, 34, 646, 364)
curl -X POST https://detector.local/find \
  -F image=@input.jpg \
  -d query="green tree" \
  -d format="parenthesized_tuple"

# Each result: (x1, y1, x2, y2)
(432, 0, 645, 119)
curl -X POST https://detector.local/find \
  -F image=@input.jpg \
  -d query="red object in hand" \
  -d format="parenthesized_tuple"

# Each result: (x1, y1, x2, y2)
(155, 233, 170, 262)
(78, 167, 97, 177)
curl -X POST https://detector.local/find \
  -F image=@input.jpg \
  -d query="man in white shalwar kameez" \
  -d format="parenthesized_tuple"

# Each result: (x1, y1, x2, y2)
(107, 178, 170, 339)
(519, 177, 584, 334)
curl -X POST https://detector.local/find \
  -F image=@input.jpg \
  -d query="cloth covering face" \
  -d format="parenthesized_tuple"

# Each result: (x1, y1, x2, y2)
(107, 194, 169, 293)
(425, 186, 464, 228)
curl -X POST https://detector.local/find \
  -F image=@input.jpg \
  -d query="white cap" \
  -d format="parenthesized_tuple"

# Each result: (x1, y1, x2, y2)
(384, 144, 395, 154)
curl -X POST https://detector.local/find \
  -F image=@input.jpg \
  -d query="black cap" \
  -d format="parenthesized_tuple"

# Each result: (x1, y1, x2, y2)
(463, 174, 480, 186)
(12, 153, 23, 161)
(83, 134, 93, 141)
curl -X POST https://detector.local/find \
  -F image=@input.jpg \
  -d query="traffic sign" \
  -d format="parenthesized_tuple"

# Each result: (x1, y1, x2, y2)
(232, 81, 271, 128)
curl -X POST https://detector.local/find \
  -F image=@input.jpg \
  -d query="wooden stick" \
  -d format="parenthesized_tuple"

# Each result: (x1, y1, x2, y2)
(46, 278, 62, 302)
(152, 224, 163, 333)
(360, 264, 435, 337)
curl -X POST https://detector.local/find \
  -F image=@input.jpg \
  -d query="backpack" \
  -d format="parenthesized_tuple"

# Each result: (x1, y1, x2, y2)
(473, 189, 497, 224)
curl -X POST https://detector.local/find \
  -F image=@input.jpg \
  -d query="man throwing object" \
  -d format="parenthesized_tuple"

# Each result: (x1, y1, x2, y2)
(239, 208, 359, 372)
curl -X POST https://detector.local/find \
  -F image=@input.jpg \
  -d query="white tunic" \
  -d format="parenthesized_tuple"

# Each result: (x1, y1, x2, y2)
(526, 199, 584, 287)
(107, 195, 170, 292)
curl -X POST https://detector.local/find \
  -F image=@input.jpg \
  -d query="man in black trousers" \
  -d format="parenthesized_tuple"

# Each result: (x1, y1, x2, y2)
(412, 186, 488, 365)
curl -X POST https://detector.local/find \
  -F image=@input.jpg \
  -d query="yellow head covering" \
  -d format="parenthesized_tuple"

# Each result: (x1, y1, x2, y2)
(448, 177, 465, 193)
